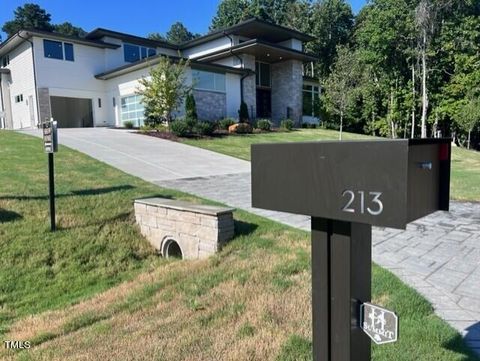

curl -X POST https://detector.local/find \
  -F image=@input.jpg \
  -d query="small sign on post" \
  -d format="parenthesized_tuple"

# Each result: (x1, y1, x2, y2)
(42, 120, 58, 153)
(360, 303, 398, 345)
(41, 119, 58, 231)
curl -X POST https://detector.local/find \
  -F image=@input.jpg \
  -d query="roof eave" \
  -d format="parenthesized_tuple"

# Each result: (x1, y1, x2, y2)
(194, 39, 318, 63)
(180, 18, 315, 49)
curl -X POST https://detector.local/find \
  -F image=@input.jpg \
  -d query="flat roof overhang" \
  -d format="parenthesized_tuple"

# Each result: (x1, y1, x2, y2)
(194, 39, 318, 63)
(95, 54, 249, 80)
(0, 69, 11, 74)
(180, 18, 315, 49)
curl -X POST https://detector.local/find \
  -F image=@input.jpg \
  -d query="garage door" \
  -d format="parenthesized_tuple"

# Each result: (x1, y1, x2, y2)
(50, 96, 93, 128)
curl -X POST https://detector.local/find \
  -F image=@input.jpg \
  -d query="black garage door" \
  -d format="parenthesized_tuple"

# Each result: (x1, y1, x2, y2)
(50, 96, 93, 128)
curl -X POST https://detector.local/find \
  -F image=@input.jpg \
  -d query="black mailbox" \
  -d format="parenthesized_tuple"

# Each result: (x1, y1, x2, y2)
(251, 138, 451, 361)
(252, 139, 451, 229)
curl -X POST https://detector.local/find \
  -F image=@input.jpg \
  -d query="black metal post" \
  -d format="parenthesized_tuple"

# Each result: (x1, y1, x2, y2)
(312, 217, 371, 361)
(48, 152, 56, 231)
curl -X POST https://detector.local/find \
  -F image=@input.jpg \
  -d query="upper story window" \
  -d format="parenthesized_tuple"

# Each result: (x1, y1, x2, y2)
(15, 94, 24, 103)
(255, 61, 271, 88)
(124, 43, 156, 63)
(1, 55, 10, 67)
(192, 70, 226, 92)
(44, 40, 75, 61)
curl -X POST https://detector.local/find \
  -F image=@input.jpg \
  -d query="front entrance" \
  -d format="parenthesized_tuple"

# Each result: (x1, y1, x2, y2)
(50, 96, 93, 128)
(256, 88, 271, 118)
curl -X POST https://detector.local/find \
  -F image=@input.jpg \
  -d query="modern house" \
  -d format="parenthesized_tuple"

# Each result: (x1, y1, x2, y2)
(0, 18, 319, 129)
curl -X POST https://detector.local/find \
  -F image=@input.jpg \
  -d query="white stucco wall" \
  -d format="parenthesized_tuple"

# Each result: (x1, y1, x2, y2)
(4, 41, 37, 129)
(33, 36, 110, 126)
(183, 37, 232, 59)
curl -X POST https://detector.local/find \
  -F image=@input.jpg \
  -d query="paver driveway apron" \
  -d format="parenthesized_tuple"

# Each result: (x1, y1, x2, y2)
(20, 128, 480, 355)
(21, 128, 251, 182)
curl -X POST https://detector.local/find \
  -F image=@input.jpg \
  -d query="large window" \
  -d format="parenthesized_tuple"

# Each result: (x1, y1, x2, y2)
(43, 40, 75, 61)
(192, 70, 226, 92)
(120, 95, 145, 126)
(303, 84, 320, 117)
(255, 61, 271, 88)
(124, 43, 156, 63)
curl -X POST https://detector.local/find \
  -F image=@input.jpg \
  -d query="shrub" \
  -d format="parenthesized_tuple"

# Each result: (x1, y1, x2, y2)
(169, 120, 190, 137)
(184, 116, 197, 129)
(185, 93, 197, 120)
(302, 123, 309, 128)
(238, 101, 249, 123)
(194, 121, 216, 136)
(309, 123, 318, 129)
(124, 121, 134, 129)
(218, 118, 236, 130)
(280, 119, 295, 131)
(256, 119, 272, 131)
(235, 123, 253, 134)
(155, 124, 169, 132)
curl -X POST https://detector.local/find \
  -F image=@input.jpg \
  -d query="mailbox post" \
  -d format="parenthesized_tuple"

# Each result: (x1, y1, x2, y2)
(42, 120, 58, 232)
(251, 139, 451, 361)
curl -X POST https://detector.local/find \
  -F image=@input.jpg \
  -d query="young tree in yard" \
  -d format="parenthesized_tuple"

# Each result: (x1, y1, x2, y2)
(456, 97, 480, 149)
(185, 93, 198, 120)
(136, 57, 191, 125)
(322, 46, 360, 140)
(2, 3, 53, 37)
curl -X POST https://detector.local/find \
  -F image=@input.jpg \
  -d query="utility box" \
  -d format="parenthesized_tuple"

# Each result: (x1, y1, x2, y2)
(252, 139, 451, 229)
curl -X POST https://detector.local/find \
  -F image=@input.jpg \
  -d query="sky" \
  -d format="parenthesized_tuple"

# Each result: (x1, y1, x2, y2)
(0, 0, 367, 41)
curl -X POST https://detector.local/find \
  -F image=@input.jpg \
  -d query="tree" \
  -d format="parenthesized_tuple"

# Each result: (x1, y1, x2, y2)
(166, 22, 199, 44)
(147, 32, 165, 41)
(53, 22, 86, 37)
(322, 46, 361, 140)
(309, 0, 354, 78)
(210, 0, 250, 30)
(2, 3, 53, 37)
(456, 96, 480, 149)
(136, 57, 191, 125)
(185, 93, 198, 120)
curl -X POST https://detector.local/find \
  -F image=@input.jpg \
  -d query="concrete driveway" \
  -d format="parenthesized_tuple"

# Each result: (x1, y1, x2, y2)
(22, 128, 251, 182)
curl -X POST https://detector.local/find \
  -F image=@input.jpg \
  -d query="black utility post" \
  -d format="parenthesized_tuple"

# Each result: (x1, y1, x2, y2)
(42, 120, 58, 232)
(251, 139, 452, 361)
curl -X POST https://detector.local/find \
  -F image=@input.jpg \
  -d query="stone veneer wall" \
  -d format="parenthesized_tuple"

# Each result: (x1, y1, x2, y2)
(134, 198, 235, 260)
(241, 54, 256, 120)
(271, 60, 303, 125)
(193, 89, 226, 121)
(38, 88, 51, 123)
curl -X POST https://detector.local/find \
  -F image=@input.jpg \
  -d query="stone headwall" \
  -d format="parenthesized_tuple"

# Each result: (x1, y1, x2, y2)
(271, 60, 303, 125)
(134, 198, 235, 260)
(193, 90, 226, 121)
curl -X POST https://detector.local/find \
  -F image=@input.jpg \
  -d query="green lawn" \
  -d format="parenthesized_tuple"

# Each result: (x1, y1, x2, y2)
(182, 128, 480, 201)
(0, 130, 478, 360)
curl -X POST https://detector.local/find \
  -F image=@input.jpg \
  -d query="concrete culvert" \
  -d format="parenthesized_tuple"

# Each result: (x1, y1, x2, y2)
(164, 239, 183, 259)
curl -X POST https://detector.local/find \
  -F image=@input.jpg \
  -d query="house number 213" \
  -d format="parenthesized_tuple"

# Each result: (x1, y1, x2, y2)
(341, 190, 384, 215)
